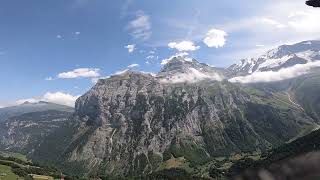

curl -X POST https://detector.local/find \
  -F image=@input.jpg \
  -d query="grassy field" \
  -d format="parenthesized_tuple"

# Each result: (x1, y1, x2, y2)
(0, 164, 21, 180)
(0, 151, 28, 162)
(32, 174, 54, 180)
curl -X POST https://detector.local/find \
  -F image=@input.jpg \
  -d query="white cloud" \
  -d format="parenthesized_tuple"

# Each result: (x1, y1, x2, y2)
(58, 68, 100, 79)
(125, 44, 135, 53)
(160, 68, 223, 84)
(146, 55, 154, 59)
(288, 10, 320, 33)
(113, 69, 129, 75)
(260, 18, 286, 29)
(168, 41, 200, 51)
(75, 31, 81, 35)
(229, 61, 320, 84)
(161, 52, 189, 65)
(127, 63, 140, 68)
(203, 29, 227, 48)
(16, 92, 80, 107)
(45, 77, 54, 81)
(91, 76, 111, 84)
(149, 50, 156, 54)
(127, 11, 152, 41)
(56, 35, 62, 39)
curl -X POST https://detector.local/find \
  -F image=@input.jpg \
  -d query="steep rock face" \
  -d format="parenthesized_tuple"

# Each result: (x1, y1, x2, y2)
(64, 71, 315, 176)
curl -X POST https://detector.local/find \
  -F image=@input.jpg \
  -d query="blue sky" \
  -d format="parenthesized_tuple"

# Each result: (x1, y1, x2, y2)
(0, 0, 319, 107)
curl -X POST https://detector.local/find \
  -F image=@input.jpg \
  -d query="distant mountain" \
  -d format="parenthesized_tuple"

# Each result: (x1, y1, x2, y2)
(0, 102, 74, 156)
(0, 109, 73, 154)
(228, 40, 320, 76)
(0, 101, 74, 122)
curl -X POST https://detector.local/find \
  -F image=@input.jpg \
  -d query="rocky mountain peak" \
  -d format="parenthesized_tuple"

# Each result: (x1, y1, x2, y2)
(158, 56, 226, 83)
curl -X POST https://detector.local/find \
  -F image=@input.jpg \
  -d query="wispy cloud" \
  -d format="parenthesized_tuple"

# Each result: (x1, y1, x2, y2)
(58, 68, 100, 79)
(127, 63, 140, 68)
(127, 11, 152, 41)
(45, 77, 54, 81)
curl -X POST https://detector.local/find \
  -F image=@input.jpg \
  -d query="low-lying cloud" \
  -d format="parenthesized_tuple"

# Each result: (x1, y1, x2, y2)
(160, 68, 223, 84)
(229, 61, 320, 83)
(16, 92, 80, 107)
(161, 52, 190, 65)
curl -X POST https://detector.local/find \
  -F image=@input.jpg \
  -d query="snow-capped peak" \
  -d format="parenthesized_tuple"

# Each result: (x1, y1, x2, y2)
(229, 40, 320, 75)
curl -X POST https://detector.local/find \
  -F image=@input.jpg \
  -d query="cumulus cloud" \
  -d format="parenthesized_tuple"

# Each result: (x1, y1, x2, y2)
(161, 52, 189, 65)
(160, 68, 223, 84)
(229, 61, 320, 84)
(127, 63, 140, 68)
(75, 31, 81, 35)
(125, 44, 135, 53)
(168, 41, 200, 51)
(203, 29, 227, 48)
(58, 68, 100, 79)
(56, 35, 62, 39)
(127, 11, 151, 41)
(16, 92, 80, 107)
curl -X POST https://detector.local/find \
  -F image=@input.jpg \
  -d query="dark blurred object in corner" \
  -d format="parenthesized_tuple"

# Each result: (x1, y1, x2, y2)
(306, 0, 320, 7)
(234, 151, 320, 180)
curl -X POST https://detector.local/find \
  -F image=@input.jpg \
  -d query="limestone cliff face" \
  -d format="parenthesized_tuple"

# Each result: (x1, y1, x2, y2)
(64, 66, 314, 176)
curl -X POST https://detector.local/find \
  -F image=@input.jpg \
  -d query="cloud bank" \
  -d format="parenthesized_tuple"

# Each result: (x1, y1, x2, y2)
(229, 61, 320, 83)
(161, 68, 223, 84)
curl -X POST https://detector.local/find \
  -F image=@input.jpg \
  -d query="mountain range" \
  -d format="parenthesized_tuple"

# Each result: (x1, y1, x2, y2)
(1, 40, 320, 179)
